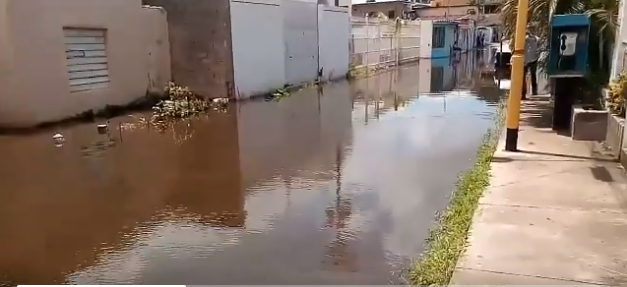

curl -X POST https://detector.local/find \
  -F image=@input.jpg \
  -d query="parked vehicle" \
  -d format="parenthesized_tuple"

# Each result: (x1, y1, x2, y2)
(493, 40, 511, 70)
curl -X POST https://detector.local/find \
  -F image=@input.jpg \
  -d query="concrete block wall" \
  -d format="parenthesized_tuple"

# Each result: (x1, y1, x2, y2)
(143, 0, 235, 99)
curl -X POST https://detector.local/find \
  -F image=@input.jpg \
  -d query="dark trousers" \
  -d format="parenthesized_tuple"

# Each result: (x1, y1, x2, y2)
(522, 60, 538, 98)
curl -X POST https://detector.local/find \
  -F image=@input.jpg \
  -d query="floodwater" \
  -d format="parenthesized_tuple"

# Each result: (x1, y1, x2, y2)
(0, 55, 503, 285)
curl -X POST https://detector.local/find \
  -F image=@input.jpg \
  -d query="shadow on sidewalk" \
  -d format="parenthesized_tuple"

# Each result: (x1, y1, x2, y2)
(519, 96, 570, 137)
(515, 150, 615, 162)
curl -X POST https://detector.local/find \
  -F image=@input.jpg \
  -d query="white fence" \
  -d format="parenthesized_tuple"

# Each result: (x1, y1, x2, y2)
(229, 0, 350, 99)
(350, 17, 431, 70)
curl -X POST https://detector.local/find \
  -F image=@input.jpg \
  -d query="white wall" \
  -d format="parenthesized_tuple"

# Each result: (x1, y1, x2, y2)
(318, 5, 350, 81)
(230, 0, 285, 99)
(398, 20, 421, 62)
(611, 0, 627, 80)
(419, 20, 433, 59)
(283, 0, 319, 86)
(417, 59, 432, 93)
(229, 0, 351, 99)
(351, 18, 396, 68)
(338, 0, 352, 9)
(350, 17, 430, 70)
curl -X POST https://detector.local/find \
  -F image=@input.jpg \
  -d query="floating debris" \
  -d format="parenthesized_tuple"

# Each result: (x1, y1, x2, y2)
(97, 121, 109, 135)
(211, 97, 229, 111)
(52, 133, 65, 147)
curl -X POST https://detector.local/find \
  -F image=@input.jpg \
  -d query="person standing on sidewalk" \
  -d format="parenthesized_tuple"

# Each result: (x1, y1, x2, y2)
(522, 31, 539, 99)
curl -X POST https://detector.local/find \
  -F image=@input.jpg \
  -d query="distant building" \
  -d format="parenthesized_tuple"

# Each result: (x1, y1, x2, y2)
(431, 0, 469, 7)
(352, 0, 500, 24)
(412, 3, 500, 26)
(352, 0, 428, 19)
(413, 5, 478, 20)
(319, 0, 351, 8)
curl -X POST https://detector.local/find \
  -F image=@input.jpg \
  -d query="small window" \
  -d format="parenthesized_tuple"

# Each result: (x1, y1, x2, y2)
(64, 28, 110, 93)
(433, 26, 446, 49)
(483, 4, 499, 14)
(388, 10, 396, 19)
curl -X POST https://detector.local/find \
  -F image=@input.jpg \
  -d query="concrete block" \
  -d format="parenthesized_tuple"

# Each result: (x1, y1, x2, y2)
(570, 105, 608, 141)
(620, 148, 627, 170)
(604, 113, 625, 159)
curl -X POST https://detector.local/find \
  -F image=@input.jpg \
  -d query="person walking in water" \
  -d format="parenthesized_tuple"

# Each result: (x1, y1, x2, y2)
(522, 30, 539, 99)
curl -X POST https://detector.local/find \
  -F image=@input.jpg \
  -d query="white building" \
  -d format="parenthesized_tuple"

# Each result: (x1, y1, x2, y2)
(610, 0, 627, 80)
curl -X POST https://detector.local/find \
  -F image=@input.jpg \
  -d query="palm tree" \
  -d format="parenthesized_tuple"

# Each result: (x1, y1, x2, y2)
(499, 0, 618, 97)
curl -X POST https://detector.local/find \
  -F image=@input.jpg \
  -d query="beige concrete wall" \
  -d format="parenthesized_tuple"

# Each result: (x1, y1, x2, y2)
(0, 0, 170, 128)
(143, 6, 172, 94)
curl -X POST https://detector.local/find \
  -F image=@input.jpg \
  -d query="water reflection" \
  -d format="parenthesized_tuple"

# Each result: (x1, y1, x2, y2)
(0, 54, 503, 285)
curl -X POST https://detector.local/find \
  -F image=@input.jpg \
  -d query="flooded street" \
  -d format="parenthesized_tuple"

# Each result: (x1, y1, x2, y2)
(0, 55, 503, 285)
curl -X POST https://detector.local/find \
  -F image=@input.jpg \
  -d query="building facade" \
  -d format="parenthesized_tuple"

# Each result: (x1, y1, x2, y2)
(352, 1, 415, 18)
(431, 21, 458, 58)
(0, 0, 170, 128)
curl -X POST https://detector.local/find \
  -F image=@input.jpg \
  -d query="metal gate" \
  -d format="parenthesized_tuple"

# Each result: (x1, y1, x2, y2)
(64, 28, 110, 93)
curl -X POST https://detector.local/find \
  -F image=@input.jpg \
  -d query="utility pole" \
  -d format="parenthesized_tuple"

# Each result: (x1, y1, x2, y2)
(504, 0, 530, 151)
(447, 0, 451, 20)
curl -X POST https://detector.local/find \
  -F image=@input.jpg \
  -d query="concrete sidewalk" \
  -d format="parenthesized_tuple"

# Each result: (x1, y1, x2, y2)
(450, 95, 627, 285)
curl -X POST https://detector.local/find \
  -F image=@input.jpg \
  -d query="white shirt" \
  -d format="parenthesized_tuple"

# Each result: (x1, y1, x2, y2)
(524, 34, 539, 64)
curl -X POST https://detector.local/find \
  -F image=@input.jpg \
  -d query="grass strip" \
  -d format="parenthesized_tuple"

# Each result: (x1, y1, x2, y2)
(409, 101, 505, 286)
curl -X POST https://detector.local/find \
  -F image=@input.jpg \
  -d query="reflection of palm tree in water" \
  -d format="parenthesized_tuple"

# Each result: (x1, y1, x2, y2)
(323, 144, 356, 272)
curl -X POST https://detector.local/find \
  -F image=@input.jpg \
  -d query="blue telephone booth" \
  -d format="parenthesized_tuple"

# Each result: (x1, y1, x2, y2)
(547, 14, 591, 78)
(547, 14, 591, 130)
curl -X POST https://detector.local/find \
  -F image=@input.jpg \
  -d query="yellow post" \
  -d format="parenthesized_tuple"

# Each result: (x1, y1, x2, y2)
(504, 0, 530, 151)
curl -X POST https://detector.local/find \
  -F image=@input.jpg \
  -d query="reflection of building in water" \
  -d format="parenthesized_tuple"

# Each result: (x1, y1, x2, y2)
(0, 112, 246, 284)
(455, 53, 476, 90)
(0, 83, 355, 284)
(417, 53, 482, 93)
(349, 66, 417, 123)
(165, 117, 246, 228)
(237, 82, 354, 186)
(430, 57, 456, 92)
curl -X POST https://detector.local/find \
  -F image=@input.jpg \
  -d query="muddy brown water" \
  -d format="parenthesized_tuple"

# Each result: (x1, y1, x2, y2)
(0, 57, 503, 285)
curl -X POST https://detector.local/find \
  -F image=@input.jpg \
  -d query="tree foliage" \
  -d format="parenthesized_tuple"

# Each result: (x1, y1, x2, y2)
(499, 0, 619, 98)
